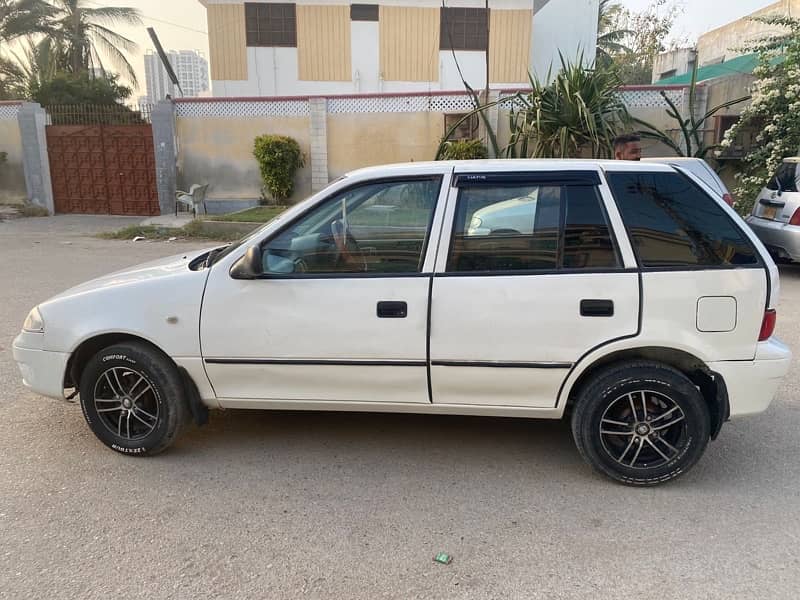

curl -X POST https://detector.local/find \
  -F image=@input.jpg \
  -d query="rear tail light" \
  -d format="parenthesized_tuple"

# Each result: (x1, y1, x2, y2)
(790, 208, 800, 226)
(722, 193, 734, 207)
(759, 309, 777, 341)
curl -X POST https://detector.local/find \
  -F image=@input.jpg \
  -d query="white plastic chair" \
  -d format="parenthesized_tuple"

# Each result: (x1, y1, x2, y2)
(175, 184, 209, 217)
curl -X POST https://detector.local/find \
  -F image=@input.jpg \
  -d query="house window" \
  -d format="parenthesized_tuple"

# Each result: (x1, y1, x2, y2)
(350, 4, 378, 21)
(440, 7, 488, 51)
(444, 113, 478, 141)
(245, 3, 297, 47)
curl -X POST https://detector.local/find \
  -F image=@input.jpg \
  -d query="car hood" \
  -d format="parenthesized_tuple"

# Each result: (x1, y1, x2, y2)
(46, 247, 216, 303)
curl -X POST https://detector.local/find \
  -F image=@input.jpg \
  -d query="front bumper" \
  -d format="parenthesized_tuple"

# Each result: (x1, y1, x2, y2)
(708, 337, 792, 417)
(746, 216, 800, 261)
(12, 333, 70, 399)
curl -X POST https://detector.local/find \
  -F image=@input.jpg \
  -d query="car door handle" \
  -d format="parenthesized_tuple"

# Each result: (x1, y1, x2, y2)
(377, 301, 407, 318)
(580, 299, 614, 317)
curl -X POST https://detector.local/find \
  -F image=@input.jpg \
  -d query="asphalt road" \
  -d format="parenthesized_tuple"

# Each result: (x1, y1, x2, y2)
(1, 215, 799, 599)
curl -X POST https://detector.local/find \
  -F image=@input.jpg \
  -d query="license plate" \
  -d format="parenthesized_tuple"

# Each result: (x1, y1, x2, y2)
(762, 205, 778, 220)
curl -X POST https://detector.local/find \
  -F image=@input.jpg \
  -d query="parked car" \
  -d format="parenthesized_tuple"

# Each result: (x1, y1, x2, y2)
(745, 157, 800, 262)
(643, 157, 735, 206)
(13, 160, 791, 486)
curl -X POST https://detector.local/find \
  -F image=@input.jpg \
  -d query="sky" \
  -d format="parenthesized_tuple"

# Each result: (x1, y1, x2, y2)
(100, 0, 780, 95)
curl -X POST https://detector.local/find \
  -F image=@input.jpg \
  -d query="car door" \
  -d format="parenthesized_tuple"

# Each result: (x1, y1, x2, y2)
(200, 171, 450, 405)
(429, 168, 640, 408)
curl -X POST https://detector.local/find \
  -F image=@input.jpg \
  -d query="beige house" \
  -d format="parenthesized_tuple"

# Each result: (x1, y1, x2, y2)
(199, 0, 600, 97)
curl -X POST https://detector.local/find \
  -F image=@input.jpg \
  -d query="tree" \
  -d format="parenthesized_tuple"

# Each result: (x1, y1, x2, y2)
(32, 71, 131, 105)
(603, 0, 682, 85)
(596, 0, 632, 69)
(48, 0, 142, 86)
(0, 0, 53, 43)
(633, 61, 749, 158)
(0, 36, 59, 99)
(720, 16, 800, 214)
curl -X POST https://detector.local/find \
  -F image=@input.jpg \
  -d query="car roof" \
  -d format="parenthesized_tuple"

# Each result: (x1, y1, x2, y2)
(345, 159, 673, 179)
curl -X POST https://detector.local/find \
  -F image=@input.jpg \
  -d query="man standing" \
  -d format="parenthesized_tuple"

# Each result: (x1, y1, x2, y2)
(613, 134, 642, 161)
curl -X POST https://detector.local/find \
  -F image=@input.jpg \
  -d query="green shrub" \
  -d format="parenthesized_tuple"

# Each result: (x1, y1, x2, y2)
(437, 139, 488, 160)
(0, 151, 6, 165)
(253, 134, 305, 203)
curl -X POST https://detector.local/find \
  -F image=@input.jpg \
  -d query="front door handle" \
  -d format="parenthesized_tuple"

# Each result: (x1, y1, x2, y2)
(377, 301, 407, 318)
(580, 299, 614, 317)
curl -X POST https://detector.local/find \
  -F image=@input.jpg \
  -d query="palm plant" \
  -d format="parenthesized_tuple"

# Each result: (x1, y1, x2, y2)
(632, 61, 749, 158)
(48, 0, 142, 86)
(0, 36, 60, 98)
(0, 0, 53, 42)
(596, 0, 632, 67)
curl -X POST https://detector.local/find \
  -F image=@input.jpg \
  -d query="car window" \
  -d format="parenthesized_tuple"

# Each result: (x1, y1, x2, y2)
(766, 162, 800, 192)
(446, 182, 619, 272)
(262, 178, 440, 275)
(607, 171, 759, 268)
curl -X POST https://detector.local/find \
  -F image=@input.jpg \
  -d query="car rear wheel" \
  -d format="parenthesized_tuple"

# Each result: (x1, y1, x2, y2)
(571, 361, 710, 486)
(79, 342, 188, 456)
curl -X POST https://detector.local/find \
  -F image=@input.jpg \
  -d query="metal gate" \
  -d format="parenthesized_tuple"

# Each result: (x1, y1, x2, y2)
(46, 105, 160, 215)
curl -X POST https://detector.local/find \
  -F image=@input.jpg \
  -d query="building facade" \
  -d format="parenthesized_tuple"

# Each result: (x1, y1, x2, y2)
(200, 0, 600, 97)
(143, 50, 210, 102)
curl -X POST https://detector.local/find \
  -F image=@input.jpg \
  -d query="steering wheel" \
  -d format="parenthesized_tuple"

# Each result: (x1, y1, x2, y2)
(331, 202, 367, 272)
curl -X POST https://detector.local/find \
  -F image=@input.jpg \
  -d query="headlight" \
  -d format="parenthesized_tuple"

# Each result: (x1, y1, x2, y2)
(23, 307, 44, 333)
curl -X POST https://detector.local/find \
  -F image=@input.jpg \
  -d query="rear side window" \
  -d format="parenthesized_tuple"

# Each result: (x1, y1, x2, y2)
(607, 171, 759, 267)
(446, 182, 620, 272)
(766, 162, 800, 192)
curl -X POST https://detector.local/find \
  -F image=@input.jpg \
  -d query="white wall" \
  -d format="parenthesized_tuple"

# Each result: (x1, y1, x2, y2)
(530, 0, 599, 81)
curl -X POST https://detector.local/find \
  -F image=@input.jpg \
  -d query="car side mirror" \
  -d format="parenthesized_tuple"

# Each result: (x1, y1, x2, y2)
(230, 245, 263, 280)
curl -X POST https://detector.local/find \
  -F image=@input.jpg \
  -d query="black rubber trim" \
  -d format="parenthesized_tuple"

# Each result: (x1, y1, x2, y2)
(205, 358, 427, 367)
(426, 276, 434, 403)
(434, 267, 633, 278)
(554, 270, 644, 408)
(453, 171, 601, 187)
(253, 272, 433, 280)
(431, 360, 573, 369)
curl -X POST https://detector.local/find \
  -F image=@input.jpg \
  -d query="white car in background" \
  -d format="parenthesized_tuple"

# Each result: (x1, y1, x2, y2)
(13, 159, 791, 486)
(746, 157, 800, 262)
(643, 157, 735, 206)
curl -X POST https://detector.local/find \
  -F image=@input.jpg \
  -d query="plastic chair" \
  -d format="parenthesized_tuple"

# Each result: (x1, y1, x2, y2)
(175, 184, 209, 217)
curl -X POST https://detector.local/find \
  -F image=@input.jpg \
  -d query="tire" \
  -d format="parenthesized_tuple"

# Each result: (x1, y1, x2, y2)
(79, 342, 188, 456)
(571, 361, 710, 486)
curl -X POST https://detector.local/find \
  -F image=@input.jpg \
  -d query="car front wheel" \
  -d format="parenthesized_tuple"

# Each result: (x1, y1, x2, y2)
(571, 361, 711, 486)
(79, 342, 188, 455)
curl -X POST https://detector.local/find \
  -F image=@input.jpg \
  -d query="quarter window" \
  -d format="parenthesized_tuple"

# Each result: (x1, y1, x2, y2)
(446, 182, 619, 272)
(607, 171, 759, 267)
(262, 178, 441, 275)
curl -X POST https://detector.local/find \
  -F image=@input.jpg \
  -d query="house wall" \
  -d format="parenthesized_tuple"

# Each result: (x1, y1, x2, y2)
(651, 48, 697, 84)
(0, 105, 27, 204)
(697, 0, 800, 65)
(171, 86, 686, 213)
(207, 0, 598, 96)
(175, 113, 312, 210)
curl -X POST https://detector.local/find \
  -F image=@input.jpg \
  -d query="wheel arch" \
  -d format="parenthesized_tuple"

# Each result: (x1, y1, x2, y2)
(561, 346, 729, 440)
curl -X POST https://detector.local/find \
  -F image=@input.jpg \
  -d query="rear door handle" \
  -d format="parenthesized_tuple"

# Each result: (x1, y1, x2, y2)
(377, 301, 407, 318)
(580, 299, 614, 317)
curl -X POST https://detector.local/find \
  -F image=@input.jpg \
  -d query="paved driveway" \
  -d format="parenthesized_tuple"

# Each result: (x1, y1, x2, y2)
(1, 216, 799, 599)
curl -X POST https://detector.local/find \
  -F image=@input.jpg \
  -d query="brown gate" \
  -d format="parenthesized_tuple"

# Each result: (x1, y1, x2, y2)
(46, 105, 160, 215)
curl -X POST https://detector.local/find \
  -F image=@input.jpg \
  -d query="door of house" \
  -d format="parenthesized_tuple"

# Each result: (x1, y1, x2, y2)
(46, 108, 160, 216)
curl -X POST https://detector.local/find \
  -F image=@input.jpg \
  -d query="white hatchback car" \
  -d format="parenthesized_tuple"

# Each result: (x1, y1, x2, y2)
(14, 160, 791, 485)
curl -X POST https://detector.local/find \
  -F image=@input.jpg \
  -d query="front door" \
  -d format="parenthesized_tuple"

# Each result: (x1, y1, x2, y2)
(201, 174, 447, 404)
(429, 170, 640, 408)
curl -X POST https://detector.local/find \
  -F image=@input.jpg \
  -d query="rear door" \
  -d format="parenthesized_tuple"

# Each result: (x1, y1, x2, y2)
(605, 166, 767, 361)
(428, 169, 640, 408)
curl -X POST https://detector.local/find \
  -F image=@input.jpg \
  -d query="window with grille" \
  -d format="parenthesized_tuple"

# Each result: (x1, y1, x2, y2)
(350, 4, 378, 21)
(440, 7, 488, 51)
(245, 3, 297, 47)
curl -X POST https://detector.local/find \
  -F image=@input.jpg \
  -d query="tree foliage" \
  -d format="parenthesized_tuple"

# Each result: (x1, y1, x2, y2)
(437, 138, 488, 160)
(596, 0, 632, 69)
(30, 71, 131, 105)
(600, 0, 682, 85)
(721, 16, 800, 214)
(253, 135, 305, 204)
